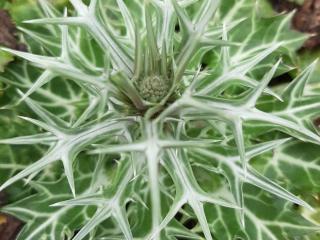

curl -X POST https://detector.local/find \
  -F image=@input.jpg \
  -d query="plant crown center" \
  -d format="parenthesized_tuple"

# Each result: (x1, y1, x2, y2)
(138, 75, 170, 103)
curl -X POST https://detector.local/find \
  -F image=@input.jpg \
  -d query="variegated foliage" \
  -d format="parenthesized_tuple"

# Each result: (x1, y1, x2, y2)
(0, 0, 320, 239)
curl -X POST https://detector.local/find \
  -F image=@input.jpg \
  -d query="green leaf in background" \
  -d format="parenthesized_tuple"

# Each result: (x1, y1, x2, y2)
(0, 51, 14, 72)
(207, 186, 320, 240)
(298, 50, 320, 90)
(7, 0, 69, 23)
(1, 156, 100, 240)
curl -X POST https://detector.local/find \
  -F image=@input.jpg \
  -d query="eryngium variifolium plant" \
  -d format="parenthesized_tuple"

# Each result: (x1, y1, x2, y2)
(1, 0, 320, 239)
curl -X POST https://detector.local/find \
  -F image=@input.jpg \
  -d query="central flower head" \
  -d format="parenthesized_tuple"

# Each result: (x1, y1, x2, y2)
(138, 75, 170, 103)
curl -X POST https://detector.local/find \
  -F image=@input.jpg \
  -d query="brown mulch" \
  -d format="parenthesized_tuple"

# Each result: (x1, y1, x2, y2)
(293, 0, 320, 49)
(270, 0, 320, 49)
(0, 9, 26, 51)
(0, 192, 23, 240)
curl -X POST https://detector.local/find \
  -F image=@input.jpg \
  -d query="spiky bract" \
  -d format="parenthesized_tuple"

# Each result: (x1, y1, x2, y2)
(0, 0, 320, 240)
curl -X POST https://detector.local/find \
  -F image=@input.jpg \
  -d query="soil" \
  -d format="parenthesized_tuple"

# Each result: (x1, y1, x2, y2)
(270, 0, 320, 49)
(293, 0, 320, 49)
(314, 117, 320, 127)
(269, 0, 299, 12)
(0, 192, 23, 240)
(0, 10, 27, 237)
(0, 9, 26, 51)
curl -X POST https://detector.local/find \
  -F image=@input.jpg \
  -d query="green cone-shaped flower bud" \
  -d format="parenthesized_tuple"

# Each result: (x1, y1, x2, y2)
(139, 75, 170, 102)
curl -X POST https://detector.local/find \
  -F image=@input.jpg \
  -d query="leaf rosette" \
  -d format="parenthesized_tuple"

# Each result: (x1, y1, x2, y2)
(0, 0, 320, 239)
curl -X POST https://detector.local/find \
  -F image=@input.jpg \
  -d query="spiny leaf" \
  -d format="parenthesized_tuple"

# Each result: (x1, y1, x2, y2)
(0, 0, 319, 239)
